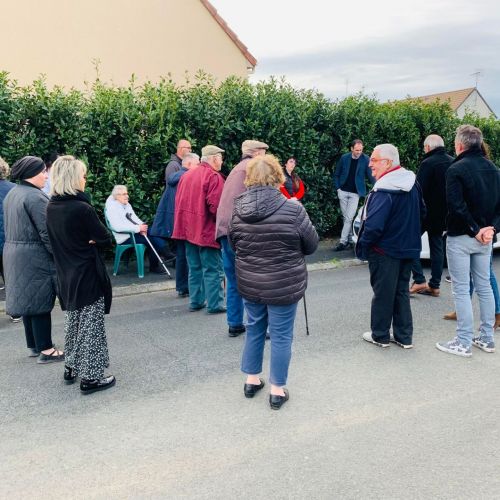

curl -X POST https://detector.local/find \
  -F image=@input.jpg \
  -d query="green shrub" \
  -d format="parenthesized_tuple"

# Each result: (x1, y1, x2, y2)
(0, 72, 498, 236)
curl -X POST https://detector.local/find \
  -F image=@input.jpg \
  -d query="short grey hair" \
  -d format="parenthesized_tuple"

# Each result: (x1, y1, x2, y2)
(0, 157, 10, 180)
(455, 124, 483, 150)
(201, 154, 218, 163)
(182, 153, 200, 167)
(424, 134, 444, 151)
(50, 155, 87, 196)
(111, 185, 128, 198)
(373, 144, 400, 166)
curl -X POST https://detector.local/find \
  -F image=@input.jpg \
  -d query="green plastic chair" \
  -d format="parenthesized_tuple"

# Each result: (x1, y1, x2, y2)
(105, 216, 146, 278)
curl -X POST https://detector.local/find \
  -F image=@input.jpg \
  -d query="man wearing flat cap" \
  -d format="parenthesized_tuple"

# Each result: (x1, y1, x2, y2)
(216, 139, 268, 337)
(172, 145, 226, 314)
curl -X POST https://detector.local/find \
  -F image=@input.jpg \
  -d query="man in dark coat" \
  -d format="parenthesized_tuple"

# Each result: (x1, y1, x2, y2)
(151, 152, 200, 295)
(410, 135, 453, 297)
(333, 139, 374, 251)
(164, 139, 192, 186)
(436, 125, 500, 358)
(356, 144, 425, 349)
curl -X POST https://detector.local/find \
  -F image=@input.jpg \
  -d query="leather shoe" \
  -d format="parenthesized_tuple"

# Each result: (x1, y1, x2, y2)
(443, 311, 457, 321)
(207, 307, 227, 314)
(28, 348, 40, 357)
(80, 375, 116, 395)
(417, 286, 440, 297)
(269, 388, 289, 410)
(228, 325, 246, 337)
(495, 313, 500, 329)
(333, 242, 349, 252)
(409, 282, 427, 294)
(64, 365, 77, 385)
(244, 378, 265, 398)
(177, 290, 189, 298)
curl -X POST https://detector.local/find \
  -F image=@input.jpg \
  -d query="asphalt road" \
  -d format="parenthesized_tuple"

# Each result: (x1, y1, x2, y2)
(1, 261, 500, 499)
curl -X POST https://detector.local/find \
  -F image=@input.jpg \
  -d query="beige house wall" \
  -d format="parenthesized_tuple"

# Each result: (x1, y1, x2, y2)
(0, 0, 253, 89)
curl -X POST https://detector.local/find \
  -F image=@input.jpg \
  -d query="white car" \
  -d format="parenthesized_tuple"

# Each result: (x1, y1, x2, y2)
(351, 207, 499, 259)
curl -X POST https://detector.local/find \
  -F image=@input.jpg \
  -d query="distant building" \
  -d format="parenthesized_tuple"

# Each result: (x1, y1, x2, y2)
(0, 0, 257, 89)
(408, 88, 496, 119)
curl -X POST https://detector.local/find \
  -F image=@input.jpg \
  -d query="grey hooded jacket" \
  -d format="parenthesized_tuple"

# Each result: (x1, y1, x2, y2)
(3, 183, 57, 316)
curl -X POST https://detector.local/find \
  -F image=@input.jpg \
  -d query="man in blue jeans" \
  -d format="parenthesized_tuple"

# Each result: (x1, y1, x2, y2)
(436, 125, 500, 357)
(215, 140, 269, 337)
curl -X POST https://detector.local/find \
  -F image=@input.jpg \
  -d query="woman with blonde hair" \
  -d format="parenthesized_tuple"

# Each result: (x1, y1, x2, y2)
(229, 154, 319, 410)
(46, 155, 115, 394)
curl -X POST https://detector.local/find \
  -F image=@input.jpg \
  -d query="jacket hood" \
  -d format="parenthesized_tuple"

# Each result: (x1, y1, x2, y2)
(373, 167, 416, 193)
(236, 186, 287, 223)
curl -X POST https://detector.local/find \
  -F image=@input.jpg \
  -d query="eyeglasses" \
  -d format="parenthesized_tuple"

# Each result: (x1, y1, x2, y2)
(117, 192, 129, 196)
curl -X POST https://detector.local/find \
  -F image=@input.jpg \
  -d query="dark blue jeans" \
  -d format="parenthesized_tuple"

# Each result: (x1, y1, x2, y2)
(241, 300, 298, 386)
(220, 236, 244, 328)
(175, 240, 189, 294)
(412, 233, 445, 288)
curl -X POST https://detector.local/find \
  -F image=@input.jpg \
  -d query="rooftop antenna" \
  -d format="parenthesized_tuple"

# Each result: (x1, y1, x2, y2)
(470, 70, 483, 88)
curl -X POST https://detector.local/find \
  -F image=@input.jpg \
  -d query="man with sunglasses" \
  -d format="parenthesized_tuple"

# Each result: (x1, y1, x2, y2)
(356, 144, 425, 349)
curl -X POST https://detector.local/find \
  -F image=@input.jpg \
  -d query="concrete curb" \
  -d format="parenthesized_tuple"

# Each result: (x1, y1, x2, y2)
(0, 258, 366, 313)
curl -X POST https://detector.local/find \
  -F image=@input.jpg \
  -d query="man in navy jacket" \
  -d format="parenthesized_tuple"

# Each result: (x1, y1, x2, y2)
(356, 144, 425, 349)
(333, 139, 374, 251)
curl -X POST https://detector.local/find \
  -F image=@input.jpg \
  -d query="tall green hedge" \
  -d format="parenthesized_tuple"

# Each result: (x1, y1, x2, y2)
(0, 72, 498, 236)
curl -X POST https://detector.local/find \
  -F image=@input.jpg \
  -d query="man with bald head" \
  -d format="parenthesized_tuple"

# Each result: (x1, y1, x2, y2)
(409, 134, 453, 297)
(165, 139, 192, 186)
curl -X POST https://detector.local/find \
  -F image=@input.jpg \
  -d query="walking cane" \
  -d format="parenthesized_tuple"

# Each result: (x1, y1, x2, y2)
(125, 213, 172, 278)
(303, 293, 310, 336)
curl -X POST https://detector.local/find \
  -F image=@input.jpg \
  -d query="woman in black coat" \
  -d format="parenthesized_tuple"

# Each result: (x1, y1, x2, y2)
(3, 156, 64, 362)
(46, 156, 115, 394)
(229, 155, 319, 410)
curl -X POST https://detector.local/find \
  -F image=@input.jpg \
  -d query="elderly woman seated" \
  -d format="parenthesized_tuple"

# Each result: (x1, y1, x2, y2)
(105, 185, 174, 274)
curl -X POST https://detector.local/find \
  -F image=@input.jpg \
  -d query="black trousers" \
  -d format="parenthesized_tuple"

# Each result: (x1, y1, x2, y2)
(23, 313, 53, 352)
(411, 233, 445, 288)
(368, 251, 413, 344)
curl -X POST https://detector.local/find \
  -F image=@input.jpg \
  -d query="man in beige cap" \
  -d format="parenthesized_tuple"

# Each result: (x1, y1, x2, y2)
(216, 139, 268, 337)
(172, 145, 226, 313)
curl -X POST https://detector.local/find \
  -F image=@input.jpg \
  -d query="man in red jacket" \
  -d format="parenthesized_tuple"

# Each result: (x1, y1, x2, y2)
(172, 145, 226, 313)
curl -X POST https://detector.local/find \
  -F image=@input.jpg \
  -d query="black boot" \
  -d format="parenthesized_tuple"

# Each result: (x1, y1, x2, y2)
(64, 365, 77, 385)
(80, 375, 116, 395)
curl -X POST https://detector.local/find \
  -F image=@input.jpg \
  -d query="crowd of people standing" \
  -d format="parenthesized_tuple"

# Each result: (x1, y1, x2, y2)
(1, 123, 499, 408)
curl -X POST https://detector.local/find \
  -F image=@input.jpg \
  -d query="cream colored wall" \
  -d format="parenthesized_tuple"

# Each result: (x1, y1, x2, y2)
(456, 90, 495, 118)
(0, 0, 251, 89)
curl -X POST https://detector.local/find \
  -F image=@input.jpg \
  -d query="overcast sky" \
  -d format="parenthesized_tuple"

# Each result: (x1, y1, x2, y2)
(210, 0, 500, 115)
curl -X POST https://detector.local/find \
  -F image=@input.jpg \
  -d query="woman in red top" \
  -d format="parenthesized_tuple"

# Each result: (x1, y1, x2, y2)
(280, 157, 305, 200)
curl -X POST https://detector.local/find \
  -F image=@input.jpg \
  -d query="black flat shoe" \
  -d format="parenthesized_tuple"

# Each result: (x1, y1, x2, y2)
(189, 303, 206, 312)
(177, 290, 189, 298)
(80, 375, 116, 395)
(244, 378, 265, 398)
(228, 325, 246, 337)
(269, 388, 289, 410)
(207, 307, 227, 314)
(28, 348, 40, 357)
(64, 365, 77, 385)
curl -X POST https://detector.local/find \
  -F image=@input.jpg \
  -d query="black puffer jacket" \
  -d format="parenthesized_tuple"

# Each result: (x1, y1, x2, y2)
(229, 186, 319, 305)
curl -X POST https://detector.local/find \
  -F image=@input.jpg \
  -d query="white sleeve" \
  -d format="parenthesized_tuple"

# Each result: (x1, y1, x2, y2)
(105, 200, 140, 233)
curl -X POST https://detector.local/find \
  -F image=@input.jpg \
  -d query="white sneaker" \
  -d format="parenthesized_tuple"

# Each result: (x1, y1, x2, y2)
(362, 331, 389, 348)
(389, 334, 413, 349)
(436, 337, 472, 357)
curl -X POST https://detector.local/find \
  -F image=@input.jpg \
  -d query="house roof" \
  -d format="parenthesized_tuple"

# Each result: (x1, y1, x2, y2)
(200, 0, 257, 68)
(411, 88, 476, 110)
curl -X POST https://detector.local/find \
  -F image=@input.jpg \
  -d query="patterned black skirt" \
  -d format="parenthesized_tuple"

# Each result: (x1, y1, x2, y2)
(64, 296, 109, 380)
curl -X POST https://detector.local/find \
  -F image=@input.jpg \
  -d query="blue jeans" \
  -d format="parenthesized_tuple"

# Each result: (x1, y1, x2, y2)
(241, 300, 298, 386)
(175, 240, 189, 294)
(447, 235, 495, 346)
(469, 254, 500, 314)
(220, 236, 244, 327)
